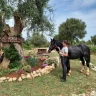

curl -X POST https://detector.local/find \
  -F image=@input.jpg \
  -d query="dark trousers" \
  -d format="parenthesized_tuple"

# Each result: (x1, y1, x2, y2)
(60, 56, 70, 80)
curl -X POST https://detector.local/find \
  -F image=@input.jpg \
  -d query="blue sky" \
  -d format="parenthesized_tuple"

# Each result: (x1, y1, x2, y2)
(6, 0, 96, 41)
(49, 0, 96, 41)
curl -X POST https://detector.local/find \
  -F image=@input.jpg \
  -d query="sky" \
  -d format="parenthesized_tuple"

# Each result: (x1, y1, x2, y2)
(6, 0, 96, 41)
(48, 0, 96, 41)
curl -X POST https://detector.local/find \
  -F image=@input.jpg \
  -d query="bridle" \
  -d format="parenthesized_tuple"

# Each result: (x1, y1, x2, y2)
(52, 43, 58, 49)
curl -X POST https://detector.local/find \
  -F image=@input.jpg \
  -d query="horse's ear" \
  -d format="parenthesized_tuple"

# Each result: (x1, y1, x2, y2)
(53, 38, 55, 41)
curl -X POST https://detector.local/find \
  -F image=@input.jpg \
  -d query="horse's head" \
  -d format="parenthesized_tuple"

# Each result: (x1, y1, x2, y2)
(48, 38, 57, 53)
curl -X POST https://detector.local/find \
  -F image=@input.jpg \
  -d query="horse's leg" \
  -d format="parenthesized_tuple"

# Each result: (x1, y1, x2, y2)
(85, 57, 90, 76)
(66, 58, 71, 76)
(80, 57, 85, 73)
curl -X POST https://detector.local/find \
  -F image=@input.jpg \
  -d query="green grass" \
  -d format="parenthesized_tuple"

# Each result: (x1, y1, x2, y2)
(0, 52, 96, 96)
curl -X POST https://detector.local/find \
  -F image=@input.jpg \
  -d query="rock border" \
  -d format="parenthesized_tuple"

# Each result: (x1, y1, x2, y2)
(0, 64, 55, 83)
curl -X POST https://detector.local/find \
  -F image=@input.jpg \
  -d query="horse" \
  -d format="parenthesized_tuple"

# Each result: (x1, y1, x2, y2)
(48, 38, 90, 76)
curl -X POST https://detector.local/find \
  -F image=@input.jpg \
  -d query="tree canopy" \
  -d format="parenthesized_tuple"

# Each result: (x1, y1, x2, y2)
(0, 0, 54, 36)
(58, 18, 87, 44)
(31, 33, 49, 47)
(91, 35, 96, 45)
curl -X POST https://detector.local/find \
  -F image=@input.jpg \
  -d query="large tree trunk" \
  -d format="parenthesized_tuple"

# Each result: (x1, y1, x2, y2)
(1, 12, 26, 68)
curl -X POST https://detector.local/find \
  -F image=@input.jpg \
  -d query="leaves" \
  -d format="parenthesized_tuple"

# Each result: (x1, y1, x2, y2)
(58, 18, 87, 44)
(91, 35, 96, 45)
(0, 0, 54, 36)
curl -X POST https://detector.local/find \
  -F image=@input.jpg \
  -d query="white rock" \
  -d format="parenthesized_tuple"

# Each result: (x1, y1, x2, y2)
(12, 77, 17, 81)
(33, 71, 36, 74)
(90, 90, 96, 96)
(21, 74, 27, 79)
(26, 73, 32, 79)
(8, 78, 13, 82)
(30, 73, 35, 78)
(18, 77, 22, 81)
(0, 77, 6, 81)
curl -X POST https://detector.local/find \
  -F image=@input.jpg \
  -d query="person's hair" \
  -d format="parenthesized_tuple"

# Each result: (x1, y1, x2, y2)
(62, 40, 70, 46)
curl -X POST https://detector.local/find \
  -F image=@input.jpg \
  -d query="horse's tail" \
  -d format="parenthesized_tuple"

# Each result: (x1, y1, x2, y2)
(80, 44, 90, 63)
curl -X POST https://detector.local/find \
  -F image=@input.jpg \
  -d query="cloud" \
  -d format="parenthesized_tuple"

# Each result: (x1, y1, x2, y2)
(82, 0, 96, 7)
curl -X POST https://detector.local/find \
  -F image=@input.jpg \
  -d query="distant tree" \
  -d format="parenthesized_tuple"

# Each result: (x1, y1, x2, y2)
(58, 18, 87, 44)
(31, 33, 49, 47)
(91, 35, 96, 45)
(54, 34, 59, 40)
(86, 40, 92, 45)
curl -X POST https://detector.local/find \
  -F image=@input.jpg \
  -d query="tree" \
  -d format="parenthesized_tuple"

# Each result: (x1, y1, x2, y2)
(91, 35, 96, 45)
(0, 0, 54, 68)
(58, 18, 87, 44)
(54, 34, 59, 40)
(31, 33, 49, 47)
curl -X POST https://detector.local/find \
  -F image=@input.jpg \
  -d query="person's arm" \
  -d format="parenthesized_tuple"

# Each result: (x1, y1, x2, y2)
(59, 47, 68, 56)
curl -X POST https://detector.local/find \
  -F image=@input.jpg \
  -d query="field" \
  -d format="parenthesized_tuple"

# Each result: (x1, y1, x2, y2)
(0, 51, 96, 96)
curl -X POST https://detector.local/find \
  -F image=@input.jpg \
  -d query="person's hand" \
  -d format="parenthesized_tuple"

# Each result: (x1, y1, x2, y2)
(59, 52, 63, 55)
(57, 46, 60, 51)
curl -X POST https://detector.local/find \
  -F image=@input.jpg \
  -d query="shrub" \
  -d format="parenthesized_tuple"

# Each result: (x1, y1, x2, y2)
(25, 57, 39, 67)
(3, 43, 21, 69)
(22, 65, 31, 72)
(22, 43, 32, 50)
(9, 61, 22, 69)
(88, 45, 96, 53)
(43, 58, 58, 68)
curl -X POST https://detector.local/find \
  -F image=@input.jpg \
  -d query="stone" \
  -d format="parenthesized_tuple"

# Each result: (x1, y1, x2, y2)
(0, 77, 6, 81)
(26, 73, 32, 79)
(12, 77, 17, 81)
(21, 74, 27, 79)
(18, 77, 22, 81)
(8, 78, 13, 82)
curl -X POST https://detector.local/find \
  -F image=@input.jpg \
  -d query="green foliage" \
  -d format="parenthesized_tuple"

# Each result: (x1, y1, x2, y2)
(25, 57, 39, 67)
(58, 18, 86, 44)
(9, 61, 22, 69)
(91, 35, 96, 45)
(0, 0, 13, 20)
(3, 43, 21, 61)
(22, 65, 31, 73)
(89, 45, 96, 53)
(44, 58, 58, 68)
(22, 43, 32, 50)
(31, 33, 49, 47)
(3, 43, 21, 69)
(54, 34, 59, 40)
(0, 0, 54, 36)
(0, 67, 10, 77)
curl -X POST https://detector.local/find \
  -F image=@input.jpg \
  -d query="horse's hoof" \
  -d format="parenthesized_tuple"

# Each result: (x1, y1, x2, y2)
(86, 72, 90, 76)
(67, 73, 71, 76)
(80, 70, 84, 73)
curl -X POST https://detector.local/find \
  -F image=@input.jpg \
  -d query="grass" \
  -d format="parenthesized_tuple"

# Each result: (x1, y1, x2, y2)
(0, 51, 96, 96)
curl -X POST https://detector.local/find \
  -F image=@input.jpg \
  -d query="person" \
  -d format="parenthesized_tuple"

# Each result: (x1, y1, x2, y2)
(57, 40, 70, 82)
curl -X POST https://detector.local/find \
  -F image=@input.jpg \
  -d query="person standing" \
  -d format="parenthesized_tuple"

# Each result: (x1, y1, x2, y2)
(58, 40, 70, 82)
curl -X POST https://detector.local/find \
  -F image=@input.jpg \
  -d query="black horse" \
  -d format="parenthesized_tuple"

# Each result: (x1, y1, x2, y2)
(48, 38, 90, 75)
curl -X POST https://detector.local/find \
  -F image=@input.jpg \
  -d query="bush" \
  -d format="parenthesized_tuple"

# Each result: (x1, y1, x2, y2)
(43, 58, 58, 68)
(88, 45, 96, 53)
(25, 57, 39, 67)
(22, 43, 32, 50)
(3, 43, 21, 69)
(9, 61, 22, 69)
(22, 65, 31, 72)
